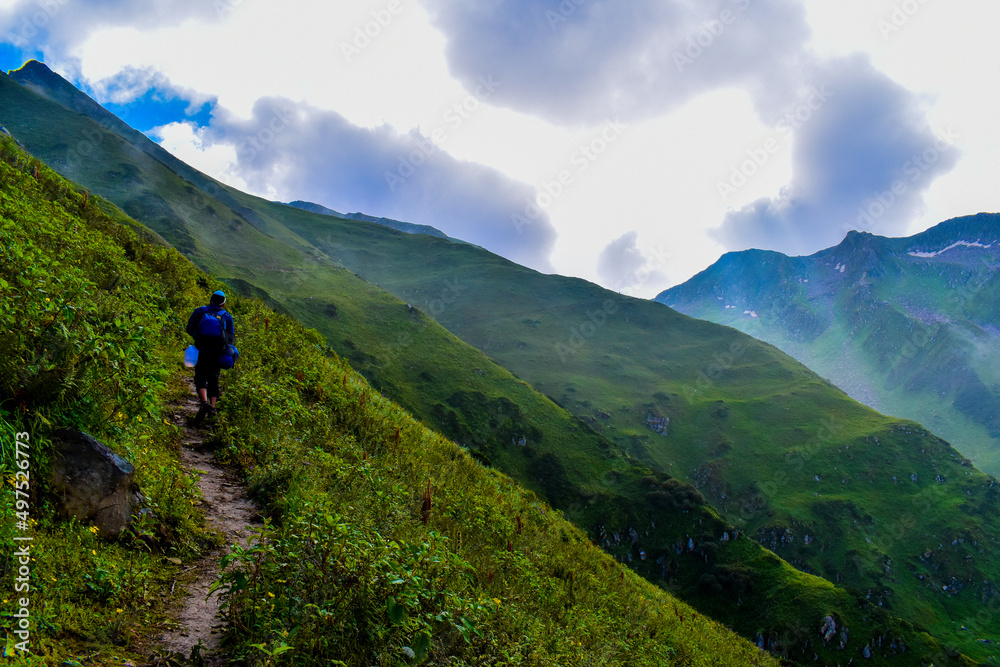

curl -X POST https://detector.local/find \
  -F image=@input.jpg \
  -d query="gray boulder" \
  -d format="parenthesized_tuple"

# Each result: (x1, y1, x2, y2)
(49, 429, 144, 539)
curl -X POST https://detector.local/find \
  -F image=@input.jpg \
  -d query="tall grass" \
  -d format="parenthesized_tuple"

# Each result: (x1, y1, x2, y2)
(206, 295, 779, 666)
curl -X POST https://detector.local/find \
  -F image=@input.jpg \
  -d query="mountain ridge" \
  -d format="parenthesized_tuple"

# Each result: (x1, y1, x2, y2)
(283, 199, 467, 243)
(658, 215, 1000, 473)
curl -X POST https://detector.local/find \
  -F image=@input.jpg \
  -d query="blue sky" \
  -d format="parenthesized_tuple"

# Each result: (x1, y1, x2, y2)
(1, 0, 997, 295)
(0, 40, 24, 70)
(2, 46, 215, 133)
(97, 89, 214, 135)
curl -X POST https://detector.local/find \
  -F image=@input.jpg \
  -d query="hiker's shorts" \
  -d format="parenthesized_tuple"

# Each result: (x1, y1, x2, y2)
(194, 350, 222, 398)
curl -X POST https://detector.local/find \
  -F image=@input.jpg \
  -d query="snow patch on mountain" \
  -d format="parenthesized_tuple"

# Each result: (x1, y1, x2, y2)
(908, 240, 993, 258)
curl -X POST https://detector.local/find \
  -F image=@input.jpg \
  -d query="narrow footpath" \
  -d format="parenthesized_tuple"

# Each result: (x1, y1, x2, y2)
(153, 389, 258, 665)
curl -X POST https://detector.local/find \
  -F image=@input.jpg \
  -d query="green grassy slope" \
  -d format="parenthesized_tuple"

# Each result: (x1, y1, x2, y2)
(0, 134, 785, 666)
(0, 136, 219, 664)
(0, 64, 996, 663)
(267, 211, 1000, 661)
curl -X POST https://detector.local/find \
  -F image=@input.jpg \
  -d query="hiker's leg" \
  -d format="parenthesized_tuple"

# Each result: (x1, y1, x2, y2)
(193, 358, 219, 424)
(194, 359, 209, 401)
(207, 368, 221, 408)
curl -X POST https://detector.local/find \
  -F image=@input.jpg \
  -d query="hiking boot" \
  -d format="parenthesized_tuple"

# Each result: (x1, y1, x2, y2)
(194, 401, 212, 425)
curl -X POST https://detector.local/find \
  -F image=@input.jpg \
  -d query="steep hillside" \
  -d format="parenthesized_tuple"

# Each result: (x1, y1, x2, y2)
(0, 134, 220, 663)
(285, 199, 462, 242)
(1, 62, 998, 663)
(0, 129, 788, 665)
(658, 221, 1000, 475)
(263, 210, 1000, 662)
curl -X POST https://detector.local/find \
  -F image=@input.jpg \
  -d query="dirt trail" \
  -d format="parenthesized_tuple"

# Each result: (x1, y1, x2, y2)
(154, 391, 258, 664)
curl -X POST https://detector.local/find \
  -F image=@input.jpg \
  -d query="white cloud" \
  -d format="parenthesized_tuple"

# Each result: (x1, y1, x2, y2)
(419, 0, 811, 124)
(73, 1, 458, 131)
(192, 96, 558, 272)
(806, 0, 1000, 243)
(549, 88, 773, 292)
(597, 231, 669, 295)
(151, 121, 249, 193)
(715, 55, 959, 255)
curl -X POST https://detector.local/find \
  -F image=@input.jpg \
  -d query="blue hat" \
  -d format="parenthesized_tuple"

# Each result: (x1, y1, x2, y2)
(211, 290, 226, 305)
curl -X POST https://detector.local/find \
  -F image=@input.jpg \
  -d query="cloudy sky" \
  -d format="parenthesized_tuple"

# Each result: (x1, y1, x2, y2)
(1, 0, 997, 296)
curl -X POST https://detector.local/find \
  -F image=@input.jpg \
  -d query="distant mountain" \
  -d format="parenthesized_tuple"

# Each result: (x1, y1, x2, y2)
(658, 218, 1000, 474)
(284, 199, 342, 216)
(283, 200, 466, 243)
(3, 60, 999, 663)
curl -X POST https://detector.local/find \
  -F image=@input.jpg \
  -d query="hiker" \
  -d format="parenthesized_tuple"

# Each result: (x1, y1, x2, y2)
(186, 290, 236, 422)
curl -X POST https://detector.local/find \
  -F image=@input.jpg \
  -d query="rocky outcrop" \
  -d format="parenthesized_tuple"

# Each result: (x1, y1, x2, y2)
(49, 429, 144, 539)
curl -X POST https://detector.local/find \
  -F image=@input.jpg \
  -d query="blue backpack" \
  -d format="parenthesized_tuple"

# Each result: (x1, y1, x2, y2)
(196, 310, 227, 347)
